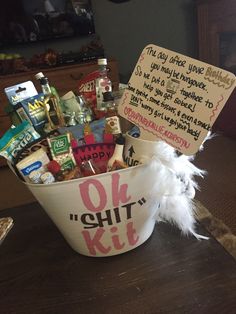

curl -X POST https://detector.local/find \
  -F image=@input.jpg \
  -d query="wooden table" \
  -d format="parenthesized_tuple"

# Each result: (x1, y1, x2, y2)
(0, 202, 236, 314)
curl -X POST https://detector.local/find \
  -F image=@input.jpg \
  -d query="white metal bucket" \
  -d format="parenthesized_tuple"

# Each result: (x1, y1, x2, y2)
(25, 164, 159, 257)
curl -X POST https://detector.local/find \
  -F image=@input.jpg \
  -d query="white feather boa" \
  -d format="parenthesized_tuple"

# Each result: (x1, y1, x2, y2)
(140, 133, 213, 240)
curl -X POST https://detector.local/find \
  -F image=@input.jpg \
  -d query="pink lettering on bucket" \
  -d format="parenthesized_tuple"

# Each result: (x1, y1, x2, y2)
(79, 173, 131, 212)
(75, 173, 146, 256)
(79, 178, 107, 212)
(81, 222, 139, 256)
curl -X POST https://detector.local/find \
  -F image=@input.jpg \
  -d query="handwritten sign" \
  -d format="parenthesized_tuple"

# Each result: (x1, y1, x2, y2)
(118, 44, 236, 155)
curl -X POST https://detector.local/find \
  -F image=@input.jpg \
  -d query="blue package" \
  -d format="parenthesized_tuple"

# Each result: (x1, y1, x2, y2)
(4, 81, 38, 106)
(58, 118, 106, 143)
(16, 93, 47, 129)
(128, 125, 140, 138)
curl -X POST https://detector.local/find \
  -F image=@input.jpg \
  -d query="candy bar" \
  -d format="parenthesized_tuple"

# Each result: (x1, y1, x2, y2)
(47, 133, 76, 171)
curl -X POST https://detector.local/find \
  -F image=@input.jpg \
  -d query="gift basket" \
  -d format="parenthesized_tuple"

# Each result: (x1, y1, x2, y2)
(1, 46, 235, 256)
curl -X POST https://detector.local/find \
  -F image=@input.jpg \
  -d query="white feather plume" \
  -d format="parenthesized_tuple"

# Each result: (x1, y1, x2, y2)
(140, 135, 212, 240)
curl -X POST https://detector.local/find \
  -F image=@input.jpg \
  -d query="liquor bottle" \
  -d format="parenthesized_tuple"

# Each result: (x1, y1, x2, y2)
(94, 91, 117, 119)
(95, 58, 112, 109)
(35, 72, 65, 112)
(102, 91, 117, 117)
(44, 0, 56, 13)
(35, 73, 65, 130)
(107, 134, 125, 171)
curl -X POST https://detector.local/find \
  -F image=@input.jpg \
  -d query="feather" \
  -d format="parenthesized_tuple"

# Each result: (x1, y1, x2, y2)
(140, 137, 210, 240)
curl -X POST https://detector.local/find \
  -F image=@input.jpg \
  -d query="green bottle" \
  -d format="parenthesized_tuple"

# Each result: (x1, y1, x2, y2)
(35, 72, 65, 112)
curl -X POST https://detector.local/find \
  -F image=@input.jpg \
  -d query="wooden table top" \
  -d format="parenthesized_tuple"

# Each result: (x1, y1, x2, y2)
(0, 202, 236, 314)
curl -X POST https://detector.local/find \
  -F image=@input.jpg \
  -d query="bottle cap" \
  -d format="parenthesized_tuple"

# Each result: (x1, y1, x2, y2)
(103, 91, 114, 102)
(40, 77, 49, 85)
(116, 134, 125, 145)
(98, 58, 107, 66)
(35, 72, 45, 80)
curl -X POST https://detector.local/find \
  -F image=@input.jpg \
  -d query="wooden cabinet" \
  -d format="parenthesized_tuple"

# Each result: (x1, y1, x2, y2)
(32, 59, 119, 96)
(196, 0, 236, 138)
(197, 0, 236, 66)
(0, 59, 120, 166)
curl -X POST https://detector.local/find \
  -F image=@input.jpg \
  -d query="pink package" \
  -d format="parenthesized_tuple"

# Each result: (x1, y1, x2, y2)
(72, 142, 115, 167)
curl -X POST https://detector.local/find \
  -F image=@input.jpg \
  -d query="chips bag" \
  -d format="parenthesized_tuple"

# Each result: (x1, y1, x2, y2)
(0, 121, 40, 163)
(77, 70, 100, 109)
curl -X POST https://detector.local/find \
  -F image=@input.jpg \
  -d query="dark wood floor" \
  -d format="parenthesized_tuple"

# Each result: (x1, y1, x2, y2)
(1, 202, 236, 314)
(0, 165, 35, 210)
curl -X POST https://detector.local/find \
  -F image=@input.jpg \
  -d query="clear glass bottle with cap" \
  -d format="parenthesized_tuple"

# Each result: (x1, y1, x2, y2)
(35, 72, 65, 112)
(95, 58, 112, 109)
(35, 72, 65, 130)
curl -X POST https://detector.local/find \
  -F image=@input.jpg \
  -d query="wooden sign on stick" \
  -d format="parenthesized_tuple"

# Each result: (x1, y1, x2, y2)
(118, 44, 236, 155)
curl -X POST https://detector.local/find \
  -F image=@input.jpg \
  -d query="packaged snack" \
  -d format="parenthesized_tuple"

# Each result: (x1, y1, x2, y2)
(16, 148, 50, 182)
(0, 121, 40, 163)
(47, 160, 81, 181)
(59, 118, 106, 144)
(41, 172, 55, 184)
(4, 81, 38, 106)
(78, 70, 100, 109)
(103, 122, 114, 143)
(15, 130, 60, 163)
(73, 141, 115, 166)
(28, 170, 43, 184)
(63, 166, 82, 181)
(84, 123, 95, 144)
(47, 133, 76, 171)
(80, 160, 101, 177)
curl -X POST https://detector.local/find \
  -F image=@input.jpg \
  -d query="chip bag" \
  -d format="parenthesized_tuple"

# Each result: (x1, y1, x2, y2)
(0, 121, 40, 163)
(77, 70, 100, 109)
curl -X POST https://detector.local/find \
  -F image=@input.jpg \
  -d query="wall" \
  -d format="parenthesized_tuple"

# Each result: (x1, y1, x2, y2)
(2, 0, 197, 83)
(92, 0, 197, 82)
